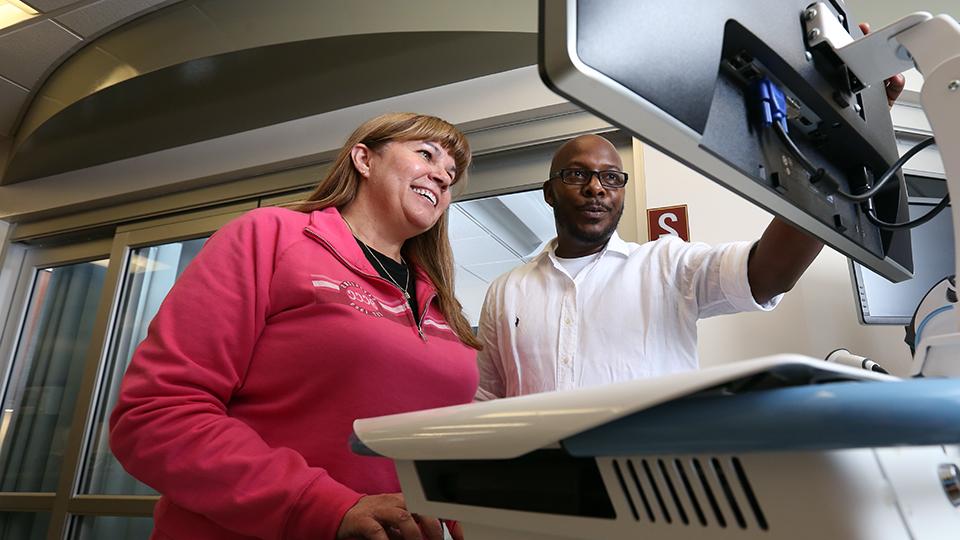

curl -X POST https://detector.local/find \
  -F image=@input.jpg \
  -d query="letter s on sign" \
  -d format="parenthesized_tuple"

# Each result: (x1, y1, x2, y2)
(647, 205, 689, 241)
(658, 212, 680, 238)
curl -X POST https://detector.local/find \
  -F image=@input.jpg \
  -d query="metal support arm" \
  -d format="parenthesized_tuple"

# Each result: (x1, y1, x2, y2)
(807, 4, 960, 373)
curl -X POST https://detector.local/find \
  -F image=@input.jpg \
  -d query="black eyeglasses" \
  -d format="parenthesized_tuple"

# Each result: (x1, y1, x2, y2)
(550, 168, 629, 189)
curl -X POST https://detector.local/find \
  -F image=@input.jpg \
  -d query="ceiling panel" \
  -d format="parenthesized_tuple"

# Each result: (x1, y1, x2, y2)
(448, 206, 487, 241)
(41, 45, 135, 102)
(454, 265, 491, 325)
(11, 0, 539, 168)
(498, 192, 556, 241)
(7, 30, 537, 184)
(0, 19, 80, 88)
(56, 0, 169, 38)
(16, 94, 62, 137)
(16, 45, 132, 137)
(450, 190, 553, 324)
(22, 0, 83, 13)
(451, 236, 517, 266)
(465, 260, 524, 282)
(458, 197, 546, 257)
(0, 78, 28, 136)
(93, 4, 229, 71)
(196, 0, 536, 45)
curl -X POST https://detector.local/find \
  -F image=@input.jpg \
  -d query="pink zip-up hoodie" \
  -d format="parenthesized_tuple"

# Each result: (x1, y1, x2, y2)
(110, 206, 478, 540)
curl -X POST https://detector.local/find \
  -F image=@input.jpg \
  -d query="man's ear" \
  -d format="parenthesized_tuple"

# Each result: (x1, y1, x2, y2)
(350, 143, 373, 177)
(543, 180, 555, 208)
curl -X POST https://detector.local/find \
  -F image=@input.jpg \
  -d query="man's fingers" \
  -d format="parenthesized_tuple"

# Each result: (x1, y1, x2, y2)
(885, 73, 906, 105)
(857, 21, 905, 106)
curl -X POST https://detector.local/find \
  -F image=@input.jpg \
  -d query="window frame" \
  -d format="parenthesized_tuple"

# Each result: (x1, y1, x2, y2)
(0, 238, 114, 523)
(59, 202, 255, 537)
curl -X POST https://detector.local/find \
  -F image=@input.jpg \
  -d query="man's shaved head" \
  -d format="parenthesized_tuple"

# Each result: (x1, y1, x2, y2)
(550, 134, 623, 175)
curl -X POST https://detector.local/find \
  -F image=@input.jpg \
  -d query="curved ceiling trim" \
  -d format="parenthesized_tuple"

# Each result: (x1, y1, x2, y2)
(0, 0, 185, 140)
(0, 65, 564, 222)
(5, 30, 538, 184)
(15, 0, 537, 145)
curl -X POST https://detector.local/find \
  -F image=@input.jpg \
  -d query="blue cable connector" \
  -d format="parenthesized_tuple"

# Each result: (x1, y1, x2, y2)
(754, 77, 788, 132)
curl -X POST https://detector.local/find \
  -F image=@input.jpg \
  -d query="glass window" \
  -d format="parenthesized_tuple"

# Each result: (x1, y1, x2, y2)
(0, 260, 108, 491)
(81, 239, 206, 495)
(71, 515, 153, 540)
(450, 190, 555, 324)
(0, 511, 49, 539)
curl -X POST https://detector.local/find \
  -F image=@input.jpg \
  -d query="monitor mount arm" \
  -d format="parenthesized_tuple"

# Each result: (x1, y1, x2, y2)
(804, 4, 960, 375)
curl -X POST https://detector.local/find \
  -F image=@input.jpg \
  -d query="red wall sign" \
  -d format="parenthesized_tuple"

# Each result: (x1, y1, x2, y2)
(647, 205, 690, 241)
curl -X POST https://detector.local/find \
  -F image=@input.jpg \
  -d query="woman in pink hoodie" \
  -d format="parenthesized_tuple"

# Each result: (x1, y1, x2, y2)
(110, 113, 480, 540)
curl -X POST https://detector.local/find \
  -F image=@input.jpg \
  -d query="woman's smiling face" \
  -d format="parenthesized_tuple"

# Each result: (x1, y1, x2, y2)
(360, 139, 457, 236)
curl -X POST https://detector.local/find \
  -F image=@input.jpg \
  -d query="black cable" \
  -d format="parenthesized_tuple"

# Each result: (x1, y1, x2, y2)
(771, 122, 939, 203)
(834, 136, 937, 202)
(864, 192, 950, 230)
(769, 119, 948, 230)
(772, 122, 826, 182)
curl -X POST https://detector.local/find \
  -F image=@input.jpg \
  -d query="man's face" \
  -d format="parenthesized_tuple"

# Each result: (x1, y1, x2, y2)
(544, 136, 625, 255)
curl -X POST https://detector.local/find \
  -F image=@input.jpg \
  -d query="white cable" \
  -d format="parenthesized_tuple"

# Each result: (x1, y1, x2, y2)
(825, 348, 889, 374)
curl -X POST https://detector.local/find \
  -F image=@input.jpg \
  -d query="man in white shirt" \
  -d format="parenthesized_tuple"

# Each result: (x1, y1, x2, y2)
(475, 24, 905, 400)
(474, 134, 822, 399)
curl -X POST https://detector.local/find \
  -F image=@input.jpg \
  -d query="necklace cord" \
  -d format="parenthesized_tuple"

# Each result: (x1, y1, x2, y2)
(342, 218, 411, 298)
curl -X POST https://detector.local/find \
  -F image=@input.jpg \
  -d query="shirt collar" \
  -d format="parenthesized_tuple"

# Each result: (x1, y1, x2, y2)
(604, 231, 631, 256)
(539, 230, 630, 266)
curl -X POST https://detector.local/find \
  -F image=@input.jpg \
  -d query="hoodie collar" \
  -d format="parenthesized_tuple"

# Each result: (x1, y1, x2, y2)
(305, 207, 438, 298)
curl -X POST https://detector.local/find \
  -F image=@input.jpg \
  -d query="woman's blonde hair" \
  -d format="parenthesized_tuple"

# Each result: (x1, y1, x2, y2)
(294, 112, 480, 349)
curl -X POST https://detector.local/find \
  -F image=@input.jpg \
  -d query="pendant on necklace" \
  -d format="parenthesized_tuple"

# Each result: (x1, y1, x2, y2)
(403, 290, 411, 300)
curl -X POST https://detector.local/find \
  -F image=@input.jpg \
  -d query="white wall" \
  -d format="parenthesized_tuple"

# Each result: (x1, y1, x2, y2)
(643, 146, 919, 377)
(845, 0, 960, 28)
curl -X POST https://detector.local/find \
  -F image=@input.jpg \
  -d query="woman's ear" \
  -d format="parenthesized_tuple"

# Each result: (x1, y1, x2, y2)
(351, 143, 373, 177)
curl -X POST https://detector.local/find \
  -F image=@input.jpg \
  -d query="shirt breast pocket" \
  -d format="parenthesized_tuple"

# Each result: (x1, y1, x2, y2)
(508, 303, 561, 392)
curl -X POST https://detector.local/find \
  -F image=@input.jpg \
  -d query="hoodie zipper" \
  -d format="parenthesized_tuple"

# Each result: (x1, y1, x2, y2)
(304, 226, 433, 341)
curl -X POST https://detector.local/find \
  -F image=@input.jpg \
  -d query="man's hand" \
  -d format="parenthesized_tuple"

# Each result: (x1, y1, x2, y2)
(859, 22, 906, 106)
(336, 493, 456, 540)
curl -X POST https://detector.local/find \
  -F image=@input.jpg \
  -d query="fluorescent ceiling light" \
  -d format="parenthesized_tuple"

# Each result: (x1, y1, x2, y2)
(0, 0, 38, 31)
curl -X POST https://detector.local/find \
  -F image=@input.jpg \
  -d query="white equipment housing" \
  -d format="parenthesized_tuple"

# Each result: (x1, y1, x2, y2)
(353, 357, 960, 539)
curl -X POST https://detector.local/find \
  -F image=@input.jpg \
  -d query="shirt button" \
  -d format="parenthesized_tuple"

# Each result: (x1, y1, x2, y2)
(564, 318, 572, 325)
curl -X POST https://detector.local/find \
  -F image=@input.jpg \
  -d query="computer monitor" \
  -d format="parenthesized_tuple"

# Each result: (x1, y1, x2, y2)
(540, 0, 913, 281)
(851, 192, 954, 325)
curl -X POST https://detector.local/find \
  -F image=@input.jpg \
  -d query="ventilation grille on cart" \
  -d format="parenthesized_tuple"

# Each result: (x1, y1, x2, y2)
(609, 456, 769, 531)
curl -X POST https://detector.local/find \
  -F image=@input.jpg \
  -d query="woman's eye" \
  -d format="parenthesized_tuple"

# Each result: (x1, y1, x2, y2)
(418, 149, 432, 160)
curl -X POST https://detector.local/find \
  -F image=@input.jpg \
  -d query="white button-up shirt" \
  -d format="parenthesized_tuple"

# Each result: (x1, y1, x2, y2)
(475, 232, 779, 399)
